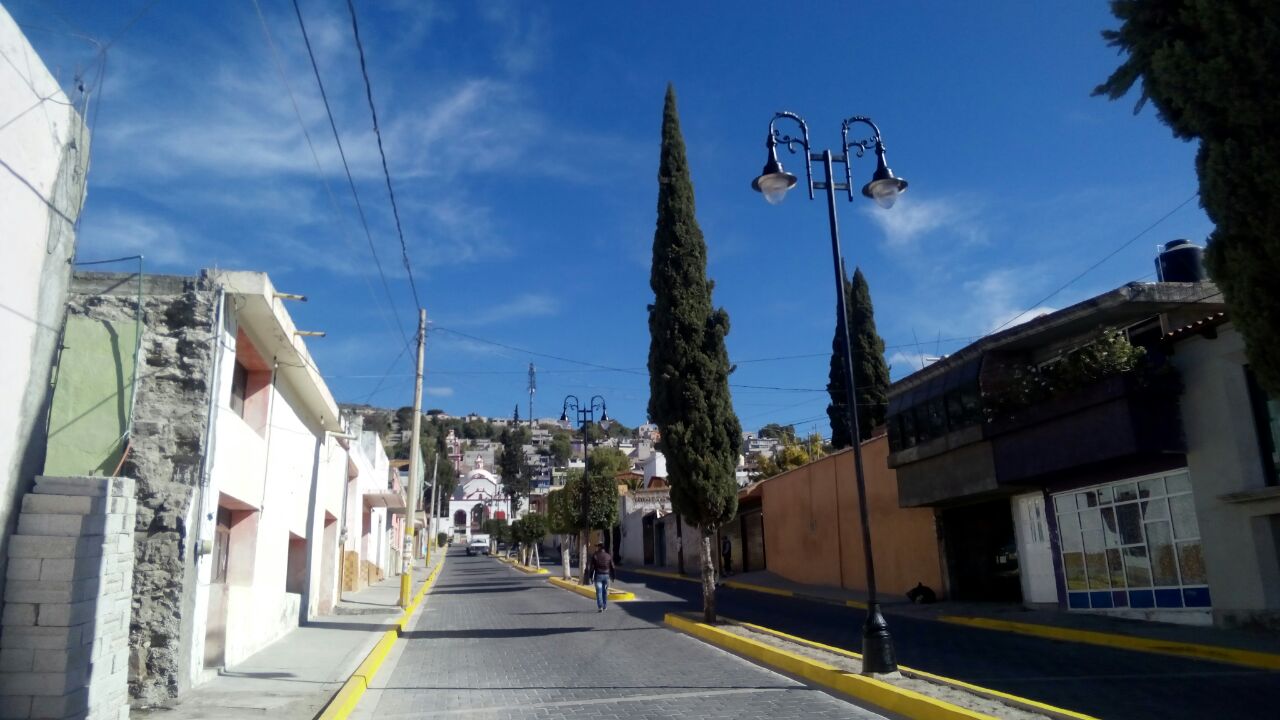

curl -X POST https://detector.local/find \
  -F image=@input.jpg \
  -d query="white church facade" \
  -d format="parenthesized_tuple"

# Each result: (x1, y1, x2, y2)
(446, 430, 522, 540)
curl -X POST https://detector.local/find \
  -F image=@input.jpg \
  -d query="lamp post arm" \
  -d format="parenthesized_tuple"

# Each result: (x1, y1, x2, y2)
(840, 116, 887, 202)
(769, 111, 815, 200)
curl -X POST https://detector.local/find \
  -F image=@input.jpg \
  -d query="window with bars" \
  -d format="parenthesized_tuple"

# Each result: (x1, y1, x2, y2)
(1053, 470, 1209, 611)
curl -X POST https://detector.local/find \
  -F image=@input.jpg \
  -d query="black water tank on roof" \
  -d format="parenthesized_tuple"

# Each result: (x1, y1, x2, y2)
(1156, 239, 1206, 282)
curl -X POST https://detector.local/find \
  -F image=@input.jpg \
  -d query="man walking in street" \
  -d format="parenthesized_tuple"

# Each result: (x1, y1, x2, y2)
(590, 542, 615, 612)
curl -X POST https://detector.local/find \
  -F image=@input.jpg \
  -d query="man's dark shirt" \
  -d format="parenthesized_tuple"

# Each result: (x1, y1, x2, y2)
(591, 549, 615, 577)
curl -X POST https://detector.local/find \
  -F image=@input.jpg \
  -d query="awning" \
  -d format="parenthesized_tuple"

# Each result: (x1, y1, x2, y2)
(363, 490, 406, 510)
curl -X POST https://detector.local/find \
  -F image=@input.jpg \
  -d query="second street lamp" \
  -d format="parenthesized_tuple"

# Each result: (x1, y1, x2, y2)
(752, 111, 908, 675)
(560, 394, 609, 582)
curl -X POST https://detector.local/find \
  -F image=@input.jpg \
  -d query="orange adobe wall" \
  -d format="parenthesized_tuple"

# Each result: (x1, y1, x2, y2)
(759, 434, 945, 598)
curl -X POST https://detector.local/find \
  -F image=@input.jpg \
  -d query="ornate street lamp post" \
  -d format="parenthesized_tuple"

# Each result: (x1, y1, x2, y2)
(752, 111, 908, 675)
(560, 394, 610, 582)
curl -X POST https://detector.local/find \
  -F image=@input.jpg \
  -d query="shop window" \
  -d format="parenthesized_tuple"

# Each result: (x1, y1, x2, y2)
(1245, 366, 1279, 486)
(1054, 470, 1208, 613)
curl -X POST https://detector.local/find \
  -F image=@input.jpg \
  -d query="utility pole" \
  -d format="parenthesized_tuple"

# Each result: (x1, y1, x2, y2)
(400, 309, 426, 609)
(425, 456, 438, 564)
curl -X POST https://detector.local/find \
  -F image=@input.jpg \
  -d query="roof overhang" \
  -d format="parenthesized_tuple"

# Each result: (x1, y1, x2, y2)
(212, 270, 341, 433)
(889, 281, 1225, 401)
(364, 490, 406, 510)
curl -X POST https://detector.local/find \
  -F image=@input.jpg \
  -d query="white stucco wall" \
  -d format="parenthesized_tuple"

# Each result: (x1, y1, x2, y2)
(187, 295, 342, 680)
(0, 7, 89, 595)
(1174, 324, 1280, 627)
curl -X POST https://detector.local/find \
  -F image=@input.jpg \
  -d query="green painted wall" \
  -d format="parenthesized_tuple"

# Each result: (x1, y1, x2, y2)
(44, 314, 139, 476)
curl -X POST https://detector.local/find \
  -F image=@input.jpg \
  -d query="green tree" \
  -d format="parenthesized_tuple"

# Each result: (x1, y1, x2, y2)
(547, 476, 582, 579)
(549, 431, 572, 467)
(512, 513, 548, 567)
(575, 448, 623, 582)
(827, 267, 890, 448)
(394, 406, 415, 431)
(758, 423, 796, 443)
(498, 429, 528, 514)
(646, 84, 742, 622)
(752, 437, 825, 481)
(1095, 0, 1280, 394)
(481, 518, 510, 553)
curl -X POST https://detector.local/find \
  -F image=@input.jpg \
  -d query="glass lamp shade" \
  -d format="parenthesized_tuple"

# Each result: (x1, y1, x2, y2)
(753, 171, 797, 205)
(864, 178, 905, 208)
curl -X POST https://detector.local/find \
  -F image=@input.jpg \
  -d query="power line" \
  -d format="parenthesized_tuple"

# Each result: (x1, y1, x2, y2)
(989, 190, 1201, 336)
(289, 0, 411, 348)
(432, 326, 647, 375)
(343, 0, 422, 310)
(361, 342, 412, 404)
(249, 0, 408, 355)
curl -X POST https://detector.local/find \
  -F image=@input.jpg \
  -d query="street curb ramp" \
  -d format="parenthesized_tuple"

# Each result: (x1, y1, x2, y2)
(664, 613, 1097, 720)
(316, 557, 446, 720)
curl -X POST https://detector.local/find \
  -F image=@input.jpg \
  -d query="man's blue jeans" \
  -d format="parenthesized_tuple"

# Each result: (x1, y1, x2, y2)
(595, 573, 611, 609)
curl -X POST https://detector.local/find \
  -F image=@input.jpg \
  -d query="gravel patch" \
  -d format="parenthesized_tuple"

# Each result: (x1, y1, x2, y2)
(719, 622, 1058, 720)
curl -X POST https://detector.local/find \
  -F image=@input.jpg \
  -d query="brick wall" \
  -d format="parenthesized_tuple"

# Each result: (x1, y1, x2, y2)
(0, 476, 135, 719)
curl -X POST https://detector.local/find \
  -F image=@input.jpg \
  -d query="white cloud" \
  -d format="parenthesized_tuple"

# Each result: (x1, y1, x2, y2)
(887, 350, 930, 376)
(863, 194, 986, 250)
(462, 293, 561, 326)
(963, 268, 1056, 334)
(426, 386, 454, 397)
(77, 208, 198, 269)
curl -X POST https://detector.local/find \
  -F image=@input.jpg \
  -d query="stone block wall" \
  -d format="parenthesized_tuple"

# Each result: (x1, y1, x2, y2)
(67, 272, 219, 703)
(0, 476, 135, 720)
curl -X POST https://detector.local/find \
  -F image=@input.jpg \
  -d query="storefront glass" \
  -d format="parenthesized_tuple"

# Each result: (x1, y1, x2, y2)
(1053, 470, 1210, 611)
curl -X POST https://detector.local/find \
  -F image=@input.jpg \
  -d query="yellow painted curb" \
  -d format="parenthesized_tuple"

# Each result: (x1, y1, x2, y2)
(665, 613, 991, 720)
(630, 568, 867, 608)
(316, 557, 447, 720)
(666, 613, 1099, 720)
(512, 562, 550, 575)
(723, 579, 794, 598)
(548, 576, 636, 601)
(939, 615, 1280, 671)
(630, 567, 695, 583)
(732, 620, 1096, 720)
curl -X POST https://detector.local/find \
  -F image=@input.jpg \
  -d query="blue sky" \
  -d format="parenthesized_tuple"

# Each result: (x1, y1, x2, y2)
(9, 1, 1212, 433)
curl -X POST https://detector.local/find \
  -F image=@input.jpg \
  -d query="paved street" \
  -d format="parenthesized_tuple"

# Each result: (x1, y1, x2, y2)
(619, 571, 1280, 720)
(353, 548, 885, 719)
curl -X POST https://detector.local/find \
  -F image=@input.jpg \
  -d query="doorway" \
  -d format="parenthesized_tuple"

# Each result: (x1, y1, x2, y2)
(941, 498, 1021, 601)
(1013, 493, 1056, 603)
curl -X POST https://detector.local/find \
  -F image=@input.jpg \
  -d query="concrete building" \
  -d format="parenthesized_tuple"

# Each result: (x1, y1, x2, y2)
(1163, 317, 1280, 629)
(36, 269, 398, 703)
(0, 5, 91, 603)
(884, 279, 1280, 628)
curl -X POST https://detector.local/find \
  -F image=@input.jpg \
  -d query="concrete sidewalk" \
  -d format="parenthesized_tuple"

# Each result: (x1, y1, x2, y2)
(625, 566, 1280, 663)
(134, 552, 444, 719)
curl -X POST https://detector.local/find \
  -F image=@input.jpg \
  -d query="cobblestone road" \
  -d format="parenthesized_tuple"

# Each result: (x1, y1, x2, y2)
(353, 548, 884, 719)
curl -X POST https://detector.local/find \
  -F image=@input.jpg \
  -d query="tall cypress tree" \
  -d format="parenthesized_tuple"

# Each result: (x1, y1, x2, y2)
(827, 267, 890, 448)
(1095, 0, 1280, 394)
(647, 84, 742, 623)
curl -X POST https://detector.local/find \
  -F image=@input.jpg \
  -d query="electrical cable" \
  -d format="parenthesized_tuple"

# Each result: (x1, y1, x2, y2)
(360, 343, 412, 405)
(249, 0, 410, 356)
(289, 0, 411, 349)
(343, 0, 422, 310)
(989, 190, 1201, 336)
